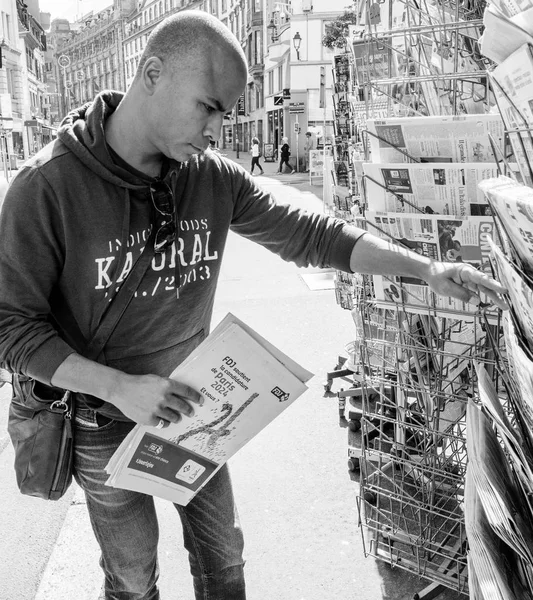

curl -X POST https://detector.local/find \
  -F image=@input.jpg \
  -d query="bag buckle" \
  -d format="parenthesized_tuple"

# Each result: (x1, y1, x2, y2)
(50, 390, 72, 417)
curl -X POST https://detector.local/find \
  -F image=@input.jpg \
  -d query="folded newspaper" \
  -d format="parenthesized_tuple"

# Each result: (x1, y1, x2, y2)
(105, 313, 313, 505)
(365, 114, 504, 164)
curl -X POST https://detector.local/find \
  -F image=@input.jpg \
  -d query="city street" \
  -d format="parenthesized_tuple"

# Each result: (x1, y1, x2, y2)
(0, 156, 463, 600)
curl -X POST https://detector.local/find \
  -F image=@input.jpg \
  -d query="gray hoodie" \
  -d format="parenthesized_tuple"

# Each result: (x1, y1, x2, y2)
(0, 91, 364, 419)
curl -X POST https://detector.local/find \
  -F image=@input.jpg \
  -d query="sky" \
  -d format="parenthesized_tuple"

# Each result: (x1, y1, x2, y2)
(40, 0, 113, 23)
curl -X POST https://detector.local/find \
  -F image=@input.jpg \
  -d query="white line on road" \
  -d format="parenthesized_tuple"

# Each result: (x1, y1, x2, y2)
(35, 485, 103, 600)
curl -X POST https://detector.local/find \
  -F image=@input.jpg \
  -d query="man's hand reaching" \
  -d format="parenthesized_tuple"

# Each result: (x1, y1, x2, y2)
(349, 233, 508, 311)
(424, 261, 508, 310)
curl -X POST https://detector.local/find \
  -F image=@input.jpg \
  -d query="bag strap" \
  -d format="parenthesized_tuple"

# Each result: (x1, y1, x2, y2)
(50, 226, 156, 362)
(84, 226, 157, 361)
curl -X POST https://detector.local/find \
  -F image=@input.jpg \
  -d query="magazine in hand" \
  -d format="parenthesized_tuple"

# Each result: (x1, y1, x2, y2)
(105, 313, 313, 505)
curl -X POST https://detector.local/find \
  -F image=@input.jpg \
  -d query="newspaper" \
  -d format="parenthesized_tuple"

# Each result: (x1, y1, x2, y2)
(488, 238, 533, 354)
(480, 4, 533, 64)
(465, 471, 532, 600)
(502, 313, 533, 442)
(466, 398, 533, 569)
(363, 162, 499, 216)
(105, 313, 313, 505)
(489, 0, 533, 19)
(475, 361, 533, 510)
(478, 176, 533, 276)
(365, 114, 505, 164)
(365, 212, 499, 314)
(490, 43, 533, 186)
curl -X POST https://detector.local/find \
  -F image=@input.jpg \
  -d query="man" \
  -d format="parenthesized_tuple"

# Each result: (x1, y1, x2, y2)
(304, 131, 314, 172)
(0, 11, 505, 600)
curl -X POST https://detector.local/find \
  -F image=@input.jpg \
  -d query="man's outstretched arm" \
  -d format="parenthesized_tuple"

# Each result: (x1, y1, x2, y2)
(349, 233, 508, 310)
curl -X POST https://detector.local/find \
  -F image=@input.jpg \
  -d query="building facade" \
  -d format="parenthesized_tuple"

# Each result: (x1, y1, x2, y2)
(6, 0, 345, 173)
(51, 0, 135, 116)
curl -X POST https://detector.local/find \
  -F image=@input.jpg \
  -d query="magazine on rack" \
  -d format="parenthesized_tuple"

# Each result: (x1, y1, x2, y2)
(479, 3, 533, 64)
(105, 313, 313, 505)
(365, 114, 505, 164)
(466, 399, 533, 568)
(490, 43, 533, 186)
(478, 176, 533, 276)
(465, 402, 533, 599)
(365, 211, 500, 315)
(363, 162, 499, 216)
(488, 238, 533, 354)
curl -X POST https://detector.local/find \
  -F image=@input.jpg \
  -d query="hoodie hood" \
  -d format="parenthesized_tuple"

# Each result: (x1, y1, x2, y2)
(58, 91, 164, 190)
(57, 91, 185, 297)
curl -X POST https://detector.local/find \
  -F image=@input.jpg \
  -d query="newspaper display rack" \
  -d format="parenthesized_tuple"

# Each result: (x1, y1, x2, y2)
(326, 0, 533, 598)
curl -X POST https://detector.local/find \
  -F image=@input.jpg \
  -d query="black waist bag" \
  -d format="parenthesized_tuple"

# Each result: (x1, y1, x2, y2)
(8, 376, 74, 500)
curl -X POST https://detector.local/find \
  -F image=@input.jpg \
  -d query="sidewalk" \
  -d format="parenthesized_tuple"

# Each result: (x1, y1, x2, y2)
(221, 147, 314, 187)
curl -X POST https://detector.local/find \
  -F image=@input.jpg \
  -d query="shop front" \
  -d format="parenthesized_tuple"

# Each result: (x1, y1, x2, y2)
(267, 108, 284, 160)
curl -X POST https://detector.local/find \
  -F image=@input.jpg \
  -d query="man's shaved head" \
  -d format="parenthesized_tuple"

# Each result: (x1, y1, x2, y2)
(112, 10, 249, 169)
(135, 11, 247, 80)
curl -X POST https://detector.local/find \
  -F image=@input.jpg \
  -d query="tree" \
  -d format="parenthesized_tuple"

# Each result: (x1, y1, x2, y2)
(322, 11, 358, 50)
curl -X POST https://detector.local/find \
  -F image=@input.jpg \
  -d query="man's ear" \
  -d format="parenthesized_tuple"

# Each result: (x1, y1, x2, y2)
(142, 57, 164, 95)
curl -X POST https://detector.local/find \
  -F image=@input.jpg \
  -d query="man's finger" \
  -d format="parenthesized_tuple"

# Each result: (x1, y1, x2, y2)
(460, 268, 508, 295)
(168, 380, 204, 405)
(478, 284, 509, 311)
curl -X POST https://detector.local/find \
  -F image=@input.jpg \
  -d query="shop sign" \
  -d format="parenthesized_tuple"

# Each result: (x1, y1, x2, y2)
(289, 102, 305, 114)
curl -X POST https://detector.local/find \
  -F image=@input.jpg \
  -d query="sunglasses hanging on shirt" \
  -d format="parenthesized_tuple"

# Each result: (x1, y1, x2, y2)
(150, 180, 176, 253)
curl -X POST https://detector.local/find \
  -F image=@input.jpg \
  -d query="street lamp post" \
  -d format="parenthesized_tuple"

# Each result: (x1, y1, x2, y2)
(293, 32, 302, 61)
(58, 54, 71, 119)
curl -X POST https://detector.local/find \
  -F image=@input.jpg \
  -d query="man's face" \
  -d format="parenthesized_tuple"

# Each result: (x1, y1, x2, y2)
(150, 51, 246, 162)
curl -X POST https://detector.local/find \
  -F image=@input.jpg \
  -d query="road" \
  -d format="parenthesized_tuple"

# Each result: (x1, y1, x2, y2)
(0, 165, 463, 600)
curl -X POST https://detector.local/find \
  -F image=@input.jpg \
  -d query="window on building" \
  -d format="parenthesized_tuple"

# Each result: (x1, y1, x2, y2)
(149, 8, 153, 20)
(6, 68, 13, 95)
(5, 13, 11, 41)
(268, 70, 273, 95)
(221, 0, 226, 12)
(277, 65, 282, 91)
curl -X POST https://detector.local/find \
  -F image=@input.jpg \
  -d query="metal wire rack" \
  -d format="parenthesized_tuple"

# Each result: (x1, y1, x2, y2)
(354, 304, 504, 595)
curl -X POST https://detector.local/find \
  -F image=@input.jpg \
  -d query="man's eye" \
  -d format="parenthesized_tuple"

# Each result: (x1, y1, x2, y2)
(203, 104, 216, 114)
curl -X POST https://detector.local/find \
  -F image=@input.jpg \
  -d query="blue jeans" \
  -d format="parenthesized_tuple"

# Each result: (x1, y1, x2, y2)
(73, 408, 246, 600)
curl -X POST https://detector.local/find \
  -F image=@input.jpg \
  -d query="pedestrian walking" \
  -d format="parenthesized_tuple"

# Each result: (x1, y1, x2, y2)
(250, 137, 264, 175)
(277, 137, 294, 174)
(0, 10, 507, 600)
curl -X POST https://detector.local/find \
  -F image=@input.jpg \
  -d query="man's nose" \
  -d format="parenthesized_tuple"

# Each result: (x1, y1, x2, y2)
(204, 113, 224, 141)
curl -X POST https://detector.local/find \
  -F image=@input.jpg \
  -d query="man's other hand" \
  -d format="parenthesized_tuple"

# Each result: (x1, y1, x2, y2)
(109, 374, 204, 427)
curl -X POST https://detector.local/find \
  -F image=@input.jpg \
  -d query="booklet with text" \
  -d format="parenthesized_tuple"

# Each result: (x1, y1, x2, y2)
(105, 313, 313, 505)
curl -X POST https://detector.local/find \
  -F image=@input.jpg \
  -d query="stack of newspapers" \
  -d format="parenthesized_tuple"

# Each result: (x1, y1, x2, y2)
(468, 176, 533, 598)
(105, 313, 313, 506)
(361, 113, 504, 316)
(479, 177, 533, 426)
(482, 30, 533, 186)
(465, 368, 533, 599)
